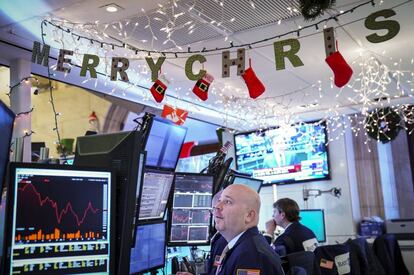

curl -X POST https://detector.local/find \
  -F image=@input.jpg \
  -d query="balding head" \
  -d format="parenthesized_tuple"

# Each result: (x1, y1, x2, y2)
(213, 184, 261, 241)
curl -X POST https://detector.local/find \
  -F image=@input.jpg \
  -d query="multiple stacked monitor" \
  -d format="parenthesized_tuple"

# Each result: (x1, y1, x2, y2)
(0, 108, 328, 275)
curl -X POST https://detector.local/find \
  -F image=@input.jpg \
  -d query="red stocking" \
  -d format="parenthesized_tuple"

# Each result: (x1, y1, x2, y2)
(325, 51, 353, 88)
(193, 73, 214, 101)
(242, 59, 265, 99)
(150, 74, 169, 103)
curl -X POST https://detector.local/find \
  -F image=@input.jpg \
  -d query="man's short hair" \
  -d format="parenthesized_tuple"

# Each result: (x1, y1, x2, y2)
(273, 198, 300, 222)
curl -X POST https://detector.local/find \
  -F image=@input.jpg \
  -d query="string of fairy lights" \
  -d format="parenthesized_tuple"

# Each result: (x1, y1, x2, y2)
(38, 0, 414, 146)
(4, 0, 412, 151)
(43, 0, 375, 57)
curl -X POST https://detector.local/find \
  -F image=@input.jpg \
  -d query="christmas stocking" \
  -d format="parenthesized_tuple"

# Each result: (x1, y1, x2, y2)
(193, 73, 214, 101)
(325, 51, 353, 88)
(242, 59, 265, 99)
(150, 74, 169, 103)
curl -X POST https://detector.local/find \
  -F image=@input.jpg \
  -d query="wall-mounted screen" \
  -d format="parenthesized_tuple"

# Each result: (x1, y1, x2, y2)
(169, 173, 213, 246)
(299, 209, 326, 243)
(4, 163, 115, 274)
(234, 121, 329, 184)
(130, 222, 166, 274)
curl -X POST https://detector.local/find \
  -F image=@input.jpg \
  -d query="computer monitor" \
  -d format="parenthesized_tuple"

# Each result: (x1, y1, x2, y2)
(299, 209, 326, 242)
(143, 115, 187, 170)
(169, 173, 214, 246)
(129, 222, 166, 274)
(0, 100, 15, 203)
(3, 163, 115, 274)
(231, 174, 263, 193)
(74, 131, 145, 274)
(138, 169, 174, 222)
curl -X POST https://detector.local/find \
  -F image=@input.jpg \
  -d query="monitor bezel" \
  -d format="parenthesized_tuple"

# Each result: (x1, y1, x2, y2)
(167, 172, 214, 247)
(131, 151, 147, 245)
(3, 162, 116, 275)
(136, 167, 175, 224)
(233, 120, 331, 186)
(0, 99, 15, 205)
(299, 209, 326, 243)
(230, 173, 263, 193)
(129, 220, 167, 275)
(143, 114, 187, 171)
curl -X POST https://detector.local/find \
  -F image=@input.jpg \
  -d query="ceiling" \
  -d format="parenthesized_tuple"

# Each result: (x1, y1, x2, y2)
(0, 0, 413, 130)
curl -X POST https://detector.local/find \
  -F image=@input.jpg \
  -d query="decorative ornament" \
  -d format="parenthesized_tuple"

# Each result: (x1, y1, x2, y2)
(323, 28, 353, 88)
(222, 49, 245, 77)
(150, 73, 169, 103)
(242, 59, 265, 99)
(299, 0, 336, 21)
(193, 73, 214, 101)
(365, 107, 401, 143)
(326, 51, 353, 88)
(161, 105, 188, 125)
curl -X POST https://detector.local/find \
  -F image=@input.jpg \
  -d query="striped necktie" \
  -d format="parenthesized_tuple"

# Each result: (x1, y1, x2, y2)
(215, 245, 229, 275)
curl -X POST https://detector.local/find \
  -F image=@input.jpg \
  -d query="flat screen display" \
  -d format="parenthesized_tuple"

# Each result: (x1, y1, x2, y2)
(4, 163, 115, 274)
(169, 173, 213, 245)
(145, 116, 187, 170)
(234, 121, 329, 184)
(299, 209, 326, 242)
(129, 222, 166, 274)
(138, 170, 174, 221)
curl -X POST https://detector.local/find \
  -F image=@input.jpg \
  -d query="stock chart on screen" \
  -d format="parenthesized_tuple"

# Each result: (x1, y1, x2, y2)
(6, 165, 113, 274)
(169, 173, 213, 245)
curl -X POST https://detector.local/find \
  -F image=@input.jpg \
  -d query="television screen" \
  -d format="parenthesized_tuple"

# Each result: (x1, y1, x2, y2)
(234, 121, 329, 184)
(138, 169, 174, 221)
(144, 116, 187, 170)
(129, 222, 166, 274)
(232, 175, 263, 193)
(0, 100, 15, 202)
(3, 163, 115, 274)
(169, 173, 213, 245)
(299, 209, 326, 242)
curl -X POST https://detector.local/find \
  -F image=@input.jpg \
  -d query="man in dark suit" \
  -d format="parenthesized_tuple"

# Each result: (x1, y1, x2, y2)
(178, 184, 284, 275)
(265, 198, 318, 254)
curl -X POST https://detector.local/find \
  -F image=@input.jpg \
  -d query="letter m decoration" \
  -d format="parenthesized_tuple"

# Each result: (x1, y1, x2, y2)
(32, 41, 50, 67)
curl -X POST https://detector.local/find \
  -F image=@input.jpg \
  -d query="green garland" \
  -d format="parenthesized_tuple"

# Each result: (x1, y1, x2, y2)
(299, 0, 336, 21)
(365, 107, 401, 143)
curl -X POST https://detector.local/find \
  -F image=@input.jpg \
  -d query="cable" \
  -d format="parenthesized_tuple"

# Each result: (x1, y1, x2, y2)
(41, 20, 65, 160)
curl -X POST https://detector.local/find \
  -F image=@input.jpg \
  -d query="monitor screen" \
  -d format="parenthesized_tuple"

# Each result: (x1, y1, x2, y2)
(138, 170, 174, 221)
(234, 121, 329, 184)
(4, 163, 115, 274)
(232, 175, 263, 193)
(145, 116, 187, 170)
(74, 131, 146, 274)
(0, 100, 15, 202)
(129, 222, 166, 274)
(299, 209, 326, 243)
(169, 173, 213, 245)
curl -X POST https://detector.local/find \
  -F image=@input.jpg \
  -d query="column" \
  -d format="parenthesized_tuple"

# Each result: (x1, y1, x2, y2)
(10, 59, 32, 162)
